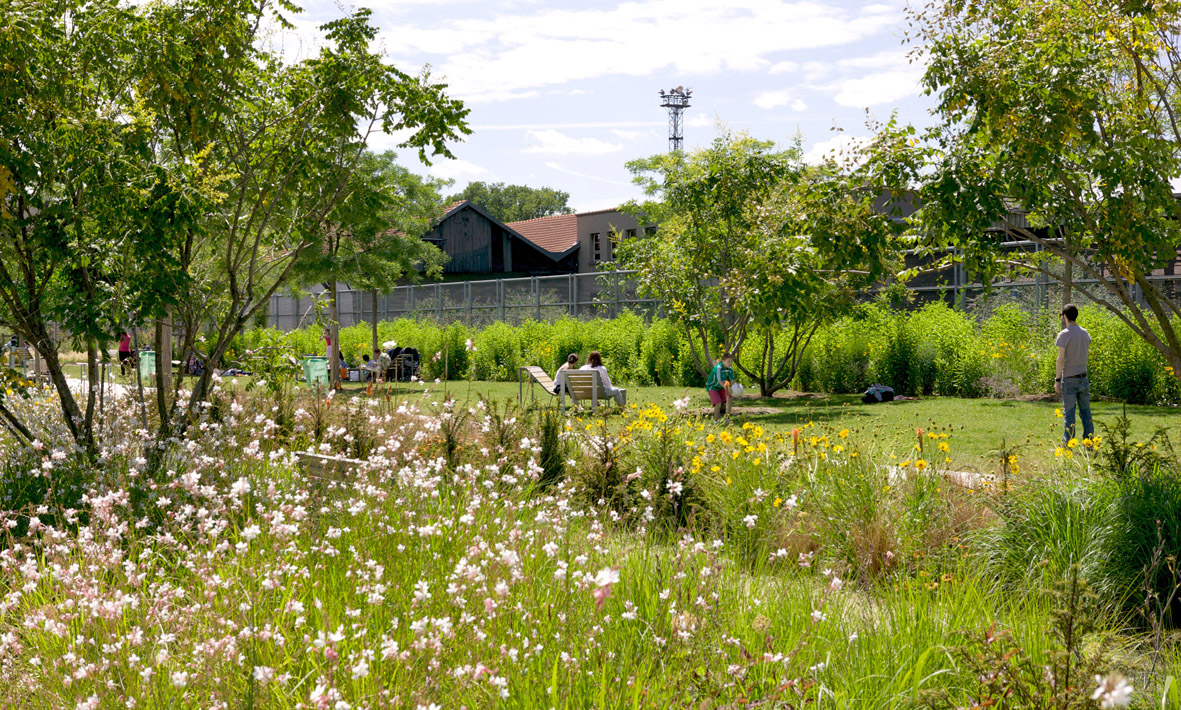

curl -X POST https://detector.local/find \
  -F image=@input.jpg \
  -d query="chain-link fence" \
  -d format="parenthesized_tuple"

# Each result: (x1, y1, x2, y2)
(267, 269, 662, 330)
(266, 264, 1181, 332)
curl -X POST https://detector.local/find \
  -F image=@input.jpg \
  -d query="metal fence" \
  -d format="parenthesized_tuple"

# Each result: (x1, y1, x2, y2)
(267, 269, 662, 330)
(265, 266, 1181, 332)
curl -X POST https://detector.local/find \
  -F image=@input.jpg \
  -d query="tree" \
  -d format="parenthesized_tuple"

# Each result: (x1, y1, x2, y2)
(618, 130, 898, 395)
(292, 151, 449, 385)
(448, 181, 573, 223)
(874, 0, 1181, 382)
(129, 0, 468, 448)
(0, 0, 469, 458)
(0, 0, 156, 454)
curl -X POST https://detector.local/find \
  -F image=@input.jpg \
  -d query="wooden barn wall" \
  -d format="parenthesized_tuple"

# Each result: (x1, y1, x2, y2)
(437, 207, 491, 273)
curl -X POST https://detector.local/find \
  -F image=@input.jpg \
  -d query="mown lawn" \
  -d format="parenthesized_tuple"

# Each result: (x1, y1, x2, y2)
(320, 378, 1178, 471)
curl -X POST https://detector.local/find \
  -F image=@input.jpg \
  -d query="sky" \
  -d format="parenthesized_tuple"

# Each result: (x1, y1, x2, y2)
(273, 0, 937, 211)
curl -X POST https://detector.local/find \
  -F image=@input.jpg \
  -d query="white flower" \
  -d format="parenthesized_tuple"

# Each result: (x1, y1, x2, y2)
(230, 477, 251, 496)
(351, 659, 369, 679)
(742, 514, 758, 529)
(1091, 674, 1134, 708)
(672, 396, 691, 411)
(171, 670, 188, 687)
(810, 609, 826, 623)
(241, 525, 261, 541)
(593, 566, 620, 588)
(253, 666, 274, 683)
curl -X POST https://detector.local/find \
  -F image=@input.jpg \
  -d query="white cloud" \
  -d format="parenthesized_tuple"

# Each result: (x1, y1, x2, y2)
(768, 60, 799, 75)
(685, 113, 716, 128)
(471, 121, 664, 131)
(803, 134, 870, 165)
(753, 91, 807, 111)
(429, 158, 489, 180)
(370, 0, 902, 102)
(611, 129, 648, 140)
(829, 48, 927, 107)
(523, 129, 622, 155)
(545, 162, 635, 187)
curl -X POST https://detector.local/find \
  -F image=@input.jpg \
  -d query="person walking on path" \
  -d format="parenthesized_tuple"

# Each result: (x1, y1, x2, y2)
(1055, 303, 1093, 444)
(706, 354, 737, 423)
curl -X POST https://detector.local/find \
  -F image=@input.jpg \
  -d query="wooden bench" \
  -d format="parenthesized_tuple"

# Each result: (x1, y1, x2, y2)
(518, 365, 558, 406)
(295, 451, 366, 481)
(556, 369, 625, 413)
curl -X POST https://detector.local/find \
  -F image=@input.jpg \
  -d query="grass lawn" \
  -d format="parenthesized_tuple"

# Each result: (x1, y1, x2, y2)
(310, 378, 1180, 472)
(74, 367, 1178, 470)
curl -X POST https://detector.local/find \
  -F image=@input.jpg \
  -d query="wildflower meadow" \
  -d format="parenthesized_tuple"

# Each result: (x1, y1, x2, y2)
(1, 373, 1179, 709)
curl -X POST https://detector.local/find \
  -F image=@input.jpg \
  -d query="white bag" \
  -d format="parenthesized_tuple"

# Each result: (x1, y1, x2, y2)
(730, 383, 744, 398)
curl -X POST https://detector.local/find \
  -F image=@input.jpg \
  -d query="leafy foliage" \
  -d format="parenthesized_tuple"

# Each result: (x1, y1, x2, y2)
(447, 181, 573, 223)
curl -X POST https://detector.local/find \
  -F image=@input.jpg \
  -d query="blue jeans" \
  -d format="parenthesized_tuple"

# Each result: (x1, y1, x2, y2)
(1062, 376, 1093, 443)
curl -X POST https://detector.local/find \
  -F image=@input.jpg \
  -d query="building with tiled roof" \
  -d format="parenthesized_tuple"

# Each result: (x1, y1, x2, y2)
(506, 208, 656, 273)
(418, 201, 657, 276)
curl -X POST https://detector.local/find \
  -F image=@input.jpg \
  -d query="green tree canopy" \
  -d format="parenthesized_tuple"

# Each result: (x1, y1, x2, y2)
(292, 150, 449, 380)
(618, 130, 900, 395)
(448, 181, 573, 223)
(867, 0, 1181, 381)
(0, 0, 469, 456)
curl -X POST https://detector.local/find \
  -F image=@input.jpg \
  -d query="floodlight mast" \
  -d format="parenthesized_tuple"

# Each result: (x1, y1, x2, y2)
(658, 86, 692, 152)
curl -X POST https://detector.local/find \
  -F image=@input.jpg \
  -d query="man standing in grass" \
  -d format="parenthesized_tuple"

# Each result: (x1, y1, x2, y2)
(707, 353, 737, 423)
(1054, 303, 1093, 445)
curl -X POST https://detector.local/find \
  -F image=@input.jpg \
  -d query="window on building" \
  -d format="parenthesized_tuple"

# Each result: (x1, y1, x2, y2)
(591, 232, 601, 262)
(644, 225, 657, 236)
(625, 228, 636, 239)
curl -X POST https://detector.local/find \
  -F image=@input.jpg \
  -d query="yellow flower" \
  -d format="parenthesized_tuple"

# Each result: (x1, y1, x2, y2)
(732, 451, 741, 460)
(1067, 438, 1079, 448)
(833, 445, 844, 454)
(1055, 408, 1063, 418)
(914, 459, 928, 471)
(711, 466, 720, 472)
(706, 434, 716, 443)
(725, 476, 732, 484)
(1082, 438, 1093, 448)
(938, 442, 949, 453)
(899, 460, 910, 467)
(838, 428, 849, 439)
(685, 440, 696, 448)
(773, 497, 782, 508)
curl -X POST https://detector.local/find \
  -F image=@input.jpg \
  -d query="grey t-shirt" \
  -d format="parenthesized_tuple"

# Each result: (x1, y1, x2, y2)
(1056, 324, 1091, 377)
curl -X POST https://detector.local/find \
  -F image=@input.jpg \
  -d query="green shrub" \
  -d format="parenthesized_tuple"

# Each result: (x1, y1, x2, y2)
(470, 321, 520, 380)
(979, 476, 1115, 594)
(1106, 468, 1181, 620)
(638, 319, 681, 386)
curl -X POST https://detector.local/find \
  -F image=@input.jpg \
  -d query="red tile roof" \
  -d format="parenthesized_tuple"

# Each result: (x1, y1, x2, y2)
(506, 213, 579, 254)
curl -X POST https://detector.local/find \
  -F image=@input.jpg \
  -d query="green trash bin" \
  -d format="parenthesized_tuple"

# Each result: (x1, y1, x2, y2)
(302, 357, 329, 387)
(138, 350, 156, 379)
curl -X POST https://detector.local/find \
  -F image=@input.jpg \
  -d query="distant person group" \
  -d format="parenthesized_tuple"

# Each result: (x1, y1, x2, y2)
(322, 328, 418, 384)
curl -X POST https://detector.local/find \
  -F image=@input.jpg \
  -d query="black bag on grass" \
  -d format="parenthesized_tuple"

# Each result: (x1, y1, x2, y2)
(861, 384, 895, 404)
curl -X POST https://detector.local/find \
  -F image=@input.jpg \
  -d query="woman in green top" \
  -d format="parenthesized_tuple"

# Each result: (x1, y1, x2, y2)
(706, 354, 736, 422)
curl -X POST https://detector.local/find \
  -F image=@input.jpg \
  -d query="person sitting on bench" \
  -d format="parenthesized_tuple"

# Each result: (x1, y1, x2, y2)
(579, 350, 626, 406)
(553, 353, 578, 394)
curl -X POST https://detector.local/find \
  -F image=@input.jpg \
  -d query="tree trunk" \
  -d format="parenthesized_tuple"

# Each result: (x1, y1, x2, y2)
(371, 289, 379, 357)
(328, 280, 340, 389)
(1061, 229, 1073, 307)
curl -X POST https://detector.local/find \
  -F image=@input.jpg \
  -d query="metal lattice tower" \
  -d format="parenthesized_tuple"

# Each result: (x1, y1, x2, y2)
(659, 86, 692, 152)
